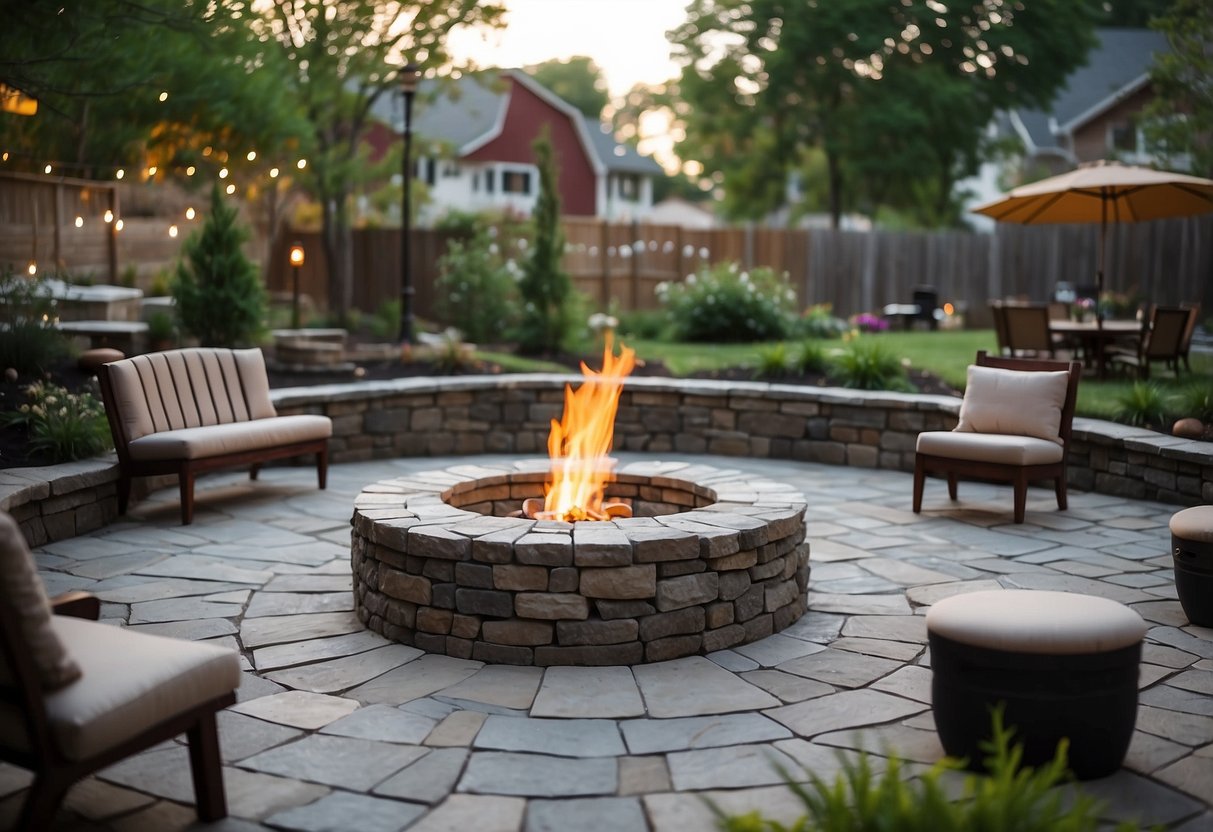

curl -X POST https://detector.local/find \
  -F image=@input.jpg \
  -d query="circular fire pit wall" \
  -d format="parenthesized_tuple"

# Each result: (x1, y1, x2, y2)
(351, 460, 809, 666)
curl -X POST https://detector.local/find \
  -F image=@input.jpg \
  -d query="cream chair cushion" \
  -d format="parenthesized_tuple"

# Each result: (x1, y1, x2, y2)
(955, 365, 1069, 445)
(0, 512, 81, 690)
(916, 431, 1063, 465)
(34, 617, 240, 761)
(927, 589, 1146, 655)
(127, 414, 332, 462)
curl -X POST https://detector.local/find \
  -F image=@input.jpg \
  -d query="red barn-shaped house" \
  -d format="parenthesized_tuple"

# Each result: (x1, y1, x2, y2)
(374, 71, 662, 223)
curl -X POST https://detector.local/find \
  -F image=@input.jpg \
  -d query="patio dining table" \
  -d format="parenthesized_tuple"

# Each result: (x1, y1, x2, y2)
(1048, 319, 1142, 379)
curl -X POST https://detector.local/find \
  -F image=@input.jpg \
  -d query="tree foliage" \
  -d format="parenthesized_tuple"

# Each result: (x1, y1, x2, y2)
(1144, 0, 1213, 177)
(670, 0, 1104, 227)
(528, 56, 609, 118)
(246, 0, 505, 325)
(173, 184, 266, 346)
(515, 129, 573, 354)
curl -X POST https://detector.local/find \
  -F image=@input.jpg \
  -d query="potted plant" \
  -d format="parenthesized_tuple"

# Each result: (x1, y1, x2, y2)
(146, 311, 177, 352)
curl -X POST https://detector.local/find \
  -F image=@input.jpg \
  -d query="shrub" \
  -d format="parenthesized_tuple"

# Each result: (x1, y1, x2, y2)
(514, 129, 574, 354)
(435, 228, 517, 343)
(1, 382, 112, 463)
(1114, 382, 1168, 427)
(146, 311, 176, 348)
(754, 343, 789, 379)
(831, 338, 911, 391)
(1171, 382, 1213, 423)
(618, 309, 669, 340)
(172, 184, 267, 346)
(713, 708, 1138, 832)
(0, 271, 72, 377)
(850, 312, 890, 333)
(796, 304, 848, 339)
(795, 341, 830, 375)
(657, 262, 797, 343)
(369, 299, 401, 341)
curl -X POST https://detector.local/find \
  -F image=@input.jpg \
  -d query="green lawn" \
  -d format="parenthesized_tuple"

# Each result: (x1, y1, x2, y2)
(479, 330, 1213, 423)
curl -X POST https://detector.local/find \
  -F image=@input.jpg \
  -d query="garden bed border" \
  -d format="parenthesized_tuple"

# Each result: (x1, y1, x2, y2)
(4, 374, 1210, 545)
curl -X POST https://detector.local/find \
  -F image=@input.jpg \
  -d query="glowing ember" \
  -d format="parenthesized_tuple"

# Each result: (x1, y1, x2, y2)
(531, 334, 636, 522)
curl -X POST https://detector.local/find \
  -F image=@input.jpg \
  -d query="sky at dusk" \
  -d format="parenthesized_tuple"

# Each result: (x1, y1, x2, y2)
(446, 0, 689, 97)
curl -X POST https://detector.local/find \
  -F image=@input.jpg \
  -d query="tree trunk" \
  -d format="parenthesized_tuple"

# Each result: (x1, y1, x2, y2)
(826, 148, 843, 230)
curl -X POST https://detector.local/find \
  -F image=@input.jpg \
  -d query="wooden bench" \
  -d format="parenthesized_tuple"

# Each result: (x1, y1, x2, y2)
(98, 347, 331, 524)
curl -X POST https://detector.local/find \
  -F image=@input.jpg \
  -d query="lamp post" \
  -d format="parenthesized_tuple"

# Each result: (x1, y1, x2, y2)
(288, 242, 305, 330)
(398, 62, 420, 344)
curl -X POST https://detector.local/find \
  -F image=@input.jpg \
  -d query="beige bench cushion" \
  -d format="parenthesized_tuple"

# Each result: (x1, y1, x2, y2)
(1170, 505, 1213, 543)
(38, 617, 240, 761)
(927, 589, 1146, 655)
(105, 348, 277, 444)
(0, 512, 81, 690)
(956, 365, 1069, 445)
(127, 414, 332, 462)
(916, 431, 1063, 466)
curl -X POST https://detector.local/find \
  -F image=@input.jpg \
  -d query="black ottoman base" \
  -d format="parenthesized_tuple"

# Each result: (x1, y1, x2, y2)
(929, 633, 1141, 780)
(1173, 534, 1213, 627)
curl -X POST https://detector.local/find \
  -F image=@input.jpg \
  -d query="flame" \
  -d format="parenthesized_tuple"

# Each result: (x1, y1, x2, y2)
(542, 334, 636, 521)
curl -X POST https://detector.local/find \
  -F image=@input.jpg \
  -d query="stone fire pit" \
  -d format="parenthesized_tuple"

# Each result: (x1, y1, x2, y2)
(351, 459, 809, 666)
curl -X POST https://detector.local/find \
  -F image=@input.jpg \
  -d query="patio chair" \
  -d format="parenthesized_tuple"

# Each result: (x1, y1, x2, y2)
(0, 511, 241, 831)
(913, 351, 1081, 524)
(989, 301, 1010, 356)
(1179, 302, 1201, 373)
(1109, 305, 1190, 379)
(1002, 304, 1056, 358)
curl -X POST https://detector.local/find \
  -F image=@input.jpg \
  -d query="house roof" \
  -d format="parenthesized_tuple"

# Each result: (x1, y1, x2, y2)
(1012, 28, 1169, 154)
(379, 71, 662, 177)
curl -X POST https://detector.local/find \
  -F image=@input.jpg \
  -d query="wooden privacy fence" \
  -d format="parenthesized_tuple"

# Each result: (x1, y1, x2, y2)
(267, 216, 1212, 328)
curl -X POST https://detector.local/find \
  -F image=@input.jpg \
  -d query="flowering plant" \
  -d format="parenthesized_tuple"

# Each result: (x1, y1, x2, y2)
(850, 312, 890, 333)
(656, 262, 797, 342)
(0, 382, 112, 463)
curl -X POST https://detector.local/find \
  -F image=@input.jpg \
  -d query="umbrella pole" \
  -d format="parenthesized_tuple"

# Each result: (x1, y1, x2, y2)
(1097, 195, 1107, 329)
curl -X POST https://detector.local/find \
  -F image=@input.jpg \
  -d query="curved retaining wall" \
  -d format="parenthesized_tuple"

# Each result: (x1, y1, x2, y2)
(5, 374, 1211, 545)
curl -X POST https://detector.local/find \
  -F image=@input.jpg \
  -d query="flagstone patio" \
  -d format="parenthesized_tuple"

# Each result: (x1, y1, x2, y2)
(3, 453, 1211, 831)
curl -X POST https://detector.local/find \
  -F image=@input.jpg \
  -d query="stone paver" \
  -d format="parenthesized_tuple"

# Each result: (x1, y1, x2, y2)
(16, 453, 1211, 831)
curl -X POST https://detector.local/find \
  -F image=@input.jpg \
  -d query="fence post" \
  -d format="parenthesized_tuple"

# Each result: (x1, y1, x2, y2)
(53, 180, 63, 271)
(861, 231, 877, 313)
(743, 222, 754, 270)
(599, 220, 611, 308)
(629, 219, 640, 310)
(106, 187, 119, 283)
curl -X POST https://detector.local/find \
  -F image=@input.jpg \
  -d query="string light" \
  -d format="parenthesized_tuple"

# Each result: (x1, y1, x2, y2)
(27, 261, 37, 276)
(168, 224, 178, 238)
(74, 216, 83, 228)
(219, 167, 229, 179)
(297, 159, 307, 169)
(147, 165, 157, 176)
(186, 166, 196, 176)
(2, 152, 8, 162)
(158, 91, 168, 102)
(246, 151, 256, 161)
(115, 168, 124, 180)
(225, 183, 235, 195)
(115, 219, 124, 231)
(44, 164, 52, 174)
(185, 207, 195, 220)
(269, 167, 279, 178)
(104, 210, 114, 223)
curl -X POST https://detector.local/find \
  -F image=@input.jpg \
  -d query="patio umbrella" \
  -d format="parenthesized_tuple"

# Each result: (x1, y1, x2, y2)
(972, 160, 1213, 323)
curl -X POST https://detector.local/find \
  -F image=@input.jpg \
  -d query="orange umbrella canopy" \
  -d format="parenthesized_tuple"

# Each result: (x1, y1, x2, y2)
(972, 160, 1213, 224)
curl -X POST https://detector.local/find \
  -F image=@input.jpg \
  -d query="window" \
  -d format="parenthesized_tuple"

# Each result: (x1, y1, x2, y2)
(618, 174, 640, 200)
(502, 170, 531, 194)
(485, 169, 495, 194)
(1109, 121, 1137, 154)
(424, 158, 436, 186)
(442, 162, 461, 178)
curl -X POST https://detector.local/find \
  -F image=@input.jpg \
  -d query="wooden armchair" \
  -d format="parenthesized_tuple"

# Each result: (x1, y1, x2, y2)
(0, 512, 240, 830)
(1003, 304, 1056, 358)
(1178, 302, 1201, 373)
(913, 351, 1081, 524)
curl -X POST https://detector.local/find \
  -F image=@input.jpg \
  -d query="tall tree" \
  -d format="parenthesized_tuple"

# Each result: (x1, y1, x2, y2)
(250, 0, 505, 324)
(670, 0, 1103, 228)
(529, 56, 609, 118)
(515, 129, 572, 354)
(1144, 0, 1213, 177)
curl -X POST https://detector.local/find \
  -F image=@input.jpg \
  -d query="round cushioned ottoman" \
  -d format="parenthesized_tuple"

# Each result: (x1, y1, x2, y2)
(77, 347, 125, 374)
(1171, 505, 1213, 627)
(926, 589, 1145, 780)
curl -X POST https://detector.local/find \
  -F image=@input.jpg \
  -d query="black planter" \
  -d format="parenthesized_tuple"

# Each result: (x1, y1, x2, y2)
(1173, 533, 1213, 627)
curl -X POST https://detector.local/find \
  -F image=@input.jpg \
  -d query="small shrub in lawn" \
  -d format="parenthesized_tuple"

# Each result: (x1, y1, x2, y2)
(713, 707, 1139, 832)
(795, 340, 829, 375)
(1114, 382, 1169, 427)
(831, 338, 911, 391)
(754, 343, 789, 379)
(657, 262, 797, 343)
(1171, 382, 1213, 423)
(849, 311, 889, 333)
(0, 271, 72, 377)
(617, 309, 668, 340)
(435, 227, 518, 343)
(796, 303, 848, 339)
(1, 382, 112, 463)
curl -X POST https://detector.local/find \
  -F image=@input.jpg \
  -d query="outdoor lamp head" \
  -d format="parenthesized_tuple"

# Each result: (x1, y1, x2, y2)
(399, 63, 420, 95)
(289, 243, 305, 267)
